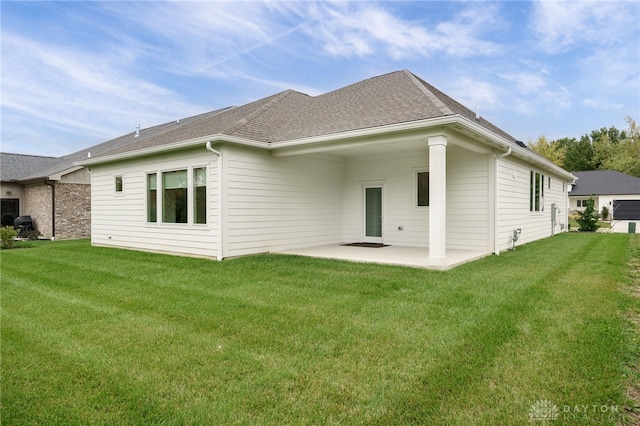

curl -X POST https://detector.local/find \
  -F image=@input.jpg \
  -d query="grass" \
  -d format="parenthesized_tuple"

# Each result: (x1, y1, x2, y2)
(1, 234, 638, 425)
(568, 217, 612, 230)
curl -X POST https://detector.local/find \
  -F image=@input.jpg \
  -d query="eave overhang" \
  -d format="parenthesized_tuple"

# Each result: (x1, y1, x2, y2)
(75, 114, 575, 181)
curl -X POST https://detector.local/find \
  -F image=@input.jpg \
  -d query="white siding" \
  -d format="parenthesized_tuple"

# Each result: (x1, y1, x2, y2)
(342, 149, 490, 250)
(446, 150, 491, 251)
(91, 149, 220, 258)
(343, 153, 429, 247)
(224, 145, 344, 257)
(496, 156, 569, 252)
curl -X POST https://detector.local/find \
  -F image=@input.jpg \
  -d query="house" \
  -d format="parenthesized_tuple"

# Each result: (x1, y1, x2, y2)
(78, 70, 575, 269)
(569, 170, 640, 233)
(0, 152, 92, 239)
(0, 130, 150, 239)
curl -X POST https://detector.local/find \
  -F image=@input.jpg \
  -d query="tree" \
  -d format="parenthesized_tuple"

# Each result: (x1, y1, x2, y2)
(534, 115, 639, 176)
(528, 135, 566, 167)
(563, 135, 595, 172)
(576, 198, 599, 232)
(598, 116, 640, 177)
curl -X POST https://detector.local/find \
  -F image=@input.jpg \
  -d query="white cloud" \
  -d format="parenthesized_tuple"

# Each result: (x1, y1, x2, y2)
(582, 98, 624, 110)
(1, 32, 205, 156)
(531, 1, 638, 53)
(449, 78, 504, 113)
(499, 72, 547, 94)
(97, 1, 298, 76)
(302, 2, 504, 59)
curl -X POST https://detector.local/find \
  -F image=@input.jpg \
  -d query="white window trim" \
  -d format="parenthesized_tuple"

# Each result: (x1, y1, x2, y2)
(145, 166, 208, 227)
(529, 170, 545, 214)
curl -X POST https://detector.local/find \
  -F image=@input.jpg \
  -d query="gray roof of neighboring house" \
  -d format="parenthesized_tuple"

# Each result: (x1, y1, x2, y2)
(4, 70, 530, 180)
(0, 153, 66, 181)
(570, 170, 640, 196)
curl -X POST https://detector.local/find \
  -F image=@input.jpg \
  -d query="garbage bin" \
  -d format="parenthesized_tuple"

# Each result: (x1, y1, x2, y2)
(630, 222, 637, 234)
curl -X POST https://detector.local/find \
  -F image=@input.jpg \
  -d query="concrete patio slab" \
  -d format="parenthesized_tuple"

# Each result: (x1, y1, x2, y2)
(276, 244, 491, 270)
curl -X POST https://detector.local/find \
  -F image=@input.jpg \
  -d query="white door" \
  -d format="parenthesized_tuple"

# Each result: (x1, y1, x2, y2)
(363, 186, 383, 243)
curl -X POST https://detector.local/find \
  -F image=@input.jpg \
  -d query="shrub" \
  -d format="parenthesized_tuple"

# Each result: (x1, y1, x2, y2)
(21, 230, 41, 240)
(601, 205, 609, 221)
(576, 198, 600, 232)
(1, 226, 19, 249)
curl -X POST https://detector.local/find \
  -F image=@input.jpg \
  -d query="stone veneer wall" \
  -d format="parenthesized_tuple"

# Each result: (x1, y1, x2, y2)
(55, 183, 91, 239)
(23, 183, 53, 238)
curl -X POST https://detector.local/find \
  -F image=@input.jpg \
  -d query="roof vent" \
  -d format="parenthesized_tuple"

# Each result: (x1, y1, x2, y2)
(176, 119, 180, 124)
(87, 152, 91, 159)
(135, 124, 140, 137)
(475, 107, 480, 121)
(515, 140, 527, 148)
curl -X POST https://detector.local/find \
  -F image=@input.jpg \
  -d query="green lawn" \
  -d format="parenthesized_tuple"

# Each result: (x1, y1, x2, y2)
(1, 234, 638, 425)
(569, 217, 612, 230)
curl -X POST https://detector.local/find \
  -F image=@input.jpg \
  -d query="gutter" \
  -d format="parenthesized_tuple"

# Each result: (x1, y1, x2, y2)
(205, 141, 224, 261)
(492, 147, 512, 255)
(76, 134, 264, 167)
(44, 178, 55, 240)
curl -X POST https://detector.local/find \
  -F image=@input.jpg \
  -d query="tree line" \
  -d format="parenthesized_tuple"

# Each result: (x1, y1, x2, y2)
(528, 116, 640, 177)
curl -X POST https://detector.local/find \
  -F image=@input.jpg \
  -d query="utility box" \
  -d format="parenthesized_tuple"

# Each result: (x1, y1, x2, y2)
(630, 222, 637, 234)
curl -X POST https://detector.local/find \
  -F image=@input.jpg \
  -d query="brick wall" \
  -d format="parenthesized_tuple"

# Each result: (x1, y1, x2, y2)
(55, 183, 91, 239)
(23, 183, 53, 238)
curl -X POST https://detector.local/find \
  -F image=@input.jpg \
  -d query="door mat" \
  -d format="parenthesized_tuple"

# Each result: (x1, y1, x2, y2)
(342, 242, 389, 248)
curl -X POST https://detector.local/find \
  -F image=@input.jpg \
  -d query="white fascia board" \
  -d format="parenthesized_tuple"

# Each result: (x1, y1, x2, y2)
(75, 134, 266, 166)
(74, 113, 574, 181)
(453, 116, 575, 181)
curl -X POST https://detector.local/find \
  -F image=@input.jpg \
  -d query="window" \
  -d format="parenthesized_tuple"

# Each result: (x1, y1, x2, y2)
(115, 176, 123, 193)
(530, 171, 544, 212)
(147, 173, 157, 222)
(416, 171, 429, 207)
(163, 170, 188, 223)
(577, 199, 589, 208)
(193, 167, 206, 224)
(147, 167, 207, 225)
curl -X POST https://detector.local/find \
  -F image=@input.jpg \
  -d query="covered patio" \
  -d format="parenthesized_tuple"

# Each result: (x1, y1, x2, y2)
(276, 244, 491, 270)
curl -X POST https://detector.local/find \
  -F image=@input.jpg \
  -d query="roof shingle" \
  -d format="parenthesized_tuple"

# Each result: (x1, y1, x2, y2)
(4, 69, 528, 178)
(571, 170, 640, 196)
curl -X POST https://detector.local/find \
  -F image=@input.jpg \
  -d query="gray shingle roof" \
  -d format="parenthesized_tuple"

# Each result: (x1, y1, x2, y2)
(0, 153, 65, 181)
(571, 170, 640, 196)
(5, 70, 526, 179)
(93, 70, 519, 158)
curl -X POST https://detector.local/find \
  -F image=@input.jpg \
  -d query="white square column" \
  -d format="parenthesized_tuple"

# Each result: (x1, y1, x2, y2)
(428, 135, 447, 267)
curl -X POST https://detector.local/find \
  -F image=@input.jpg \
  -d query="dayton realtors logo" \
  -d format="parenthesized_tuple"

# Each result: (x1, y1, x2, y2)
(529, 399, 620, 423)
(528, 400, 559, 423)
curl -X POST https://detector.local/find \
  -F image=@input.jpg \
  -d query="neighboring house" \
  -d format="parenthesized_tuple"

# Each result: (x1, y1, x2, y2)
(0, 152, 91, 239)
(79, 70, 575, 269)
(0, 129, 153, 239)
(569, 170, 640, 233)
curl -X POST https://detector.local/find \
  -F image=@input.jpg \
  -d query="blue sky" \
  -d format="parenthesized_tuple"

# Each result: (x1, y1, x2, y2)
(2, 1, 639, 157)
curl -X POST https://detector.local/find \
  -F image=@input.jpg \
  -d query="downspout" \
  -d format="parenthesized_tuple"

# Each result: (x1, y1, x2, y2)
(493, 147, 511, 255)
(206, 141, 224, 261)
(44, 178, 55, 240)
